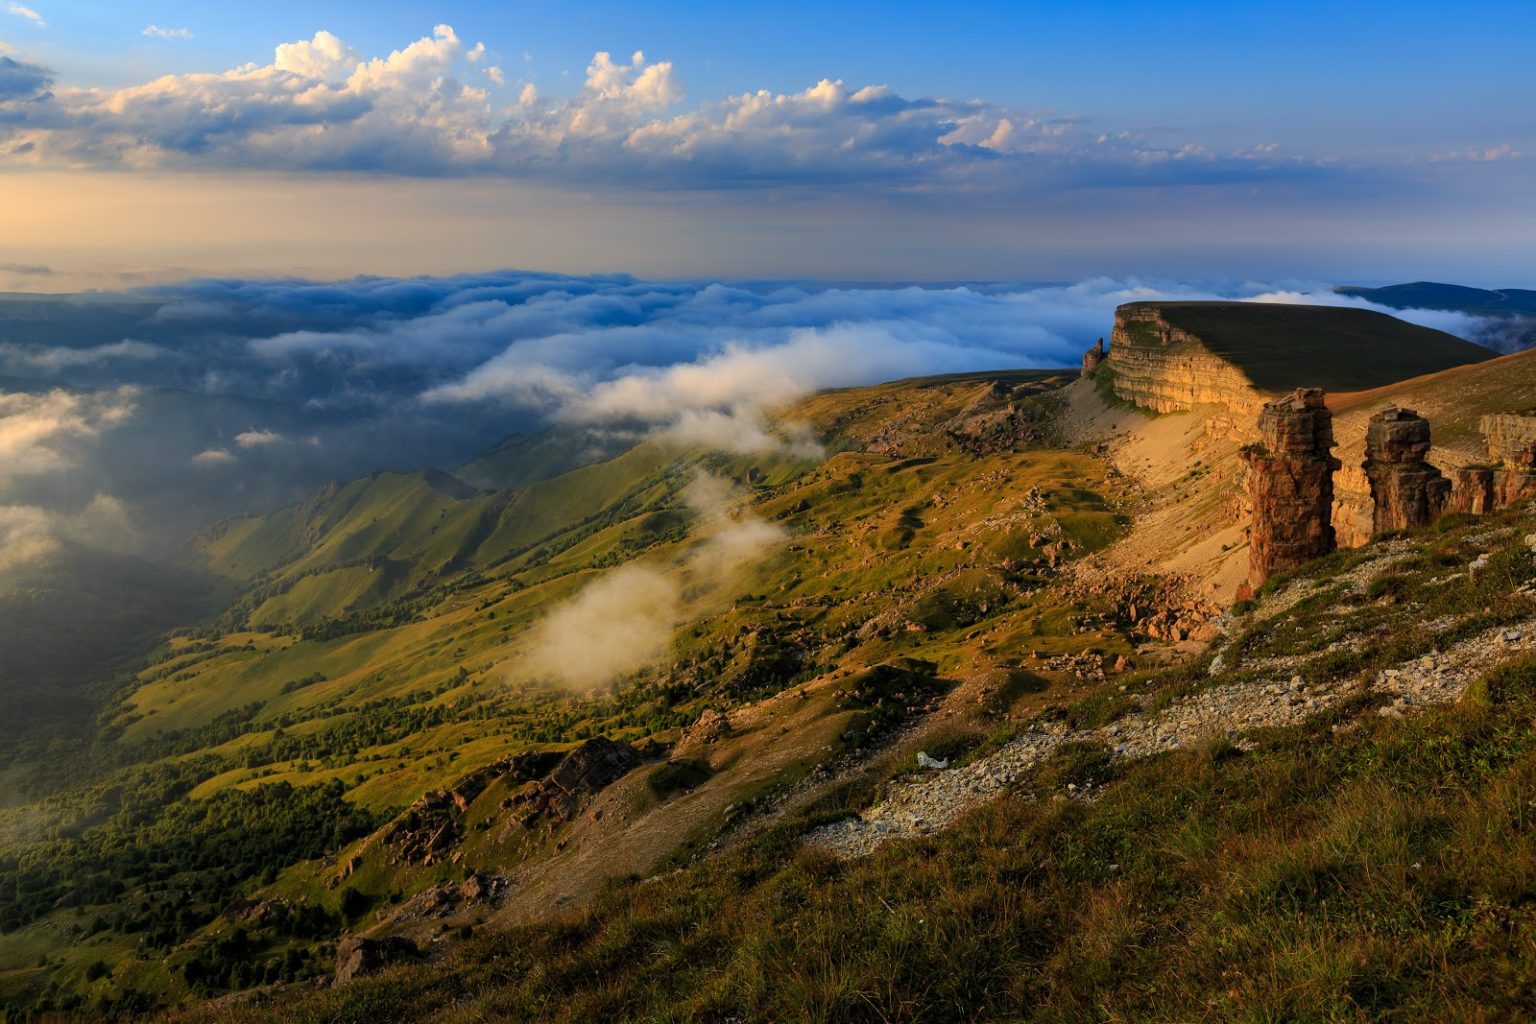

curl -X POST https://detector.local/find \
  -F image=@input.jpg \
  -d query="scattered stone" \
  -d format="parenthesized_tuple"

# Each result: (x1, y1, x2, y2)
(807, 615, 1536, 860)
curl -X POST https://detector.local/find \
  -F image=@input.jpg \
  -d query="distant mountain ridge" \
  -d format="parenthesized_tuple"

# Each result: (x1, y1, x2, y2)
(1336, 281, 1536, 317)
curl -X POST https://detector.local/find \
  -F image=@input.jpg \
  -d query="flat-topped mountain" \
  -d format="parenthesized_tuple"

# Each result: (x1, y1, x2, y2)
(1104, 301, 1495, 414)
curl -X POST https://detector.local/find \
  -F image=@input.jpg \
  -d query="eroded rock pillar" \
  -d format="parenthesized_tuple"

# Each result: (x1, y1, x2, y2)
(1362, 406, 1450, 535)
(1081, 338, 1106, 378)
(1241, 388, 1340, 591)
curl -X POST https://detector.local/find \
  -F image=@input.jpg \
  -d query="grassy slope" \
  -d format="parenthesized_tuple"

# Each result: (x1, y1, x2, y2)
(167, 488, 1536, 1024)
(1, 370, 1135, 1014)
(1333, 345, 1536, 455)
(1123, 301, 1496, 394)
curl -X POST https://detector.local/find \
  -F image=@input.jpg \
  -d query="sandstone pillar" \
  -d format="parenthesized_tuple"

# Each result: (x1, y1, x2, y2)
(1081, 338, 1105, 378)
(1240, 388, 1340, 591)
(1362, 406, 1450, 535)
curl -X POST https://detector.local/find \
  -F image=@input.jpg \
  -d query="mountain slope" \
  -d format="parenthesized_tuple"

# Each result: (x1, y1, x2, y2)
(165, 450, 1536, 1024)
(9, 342, 1536, 1020)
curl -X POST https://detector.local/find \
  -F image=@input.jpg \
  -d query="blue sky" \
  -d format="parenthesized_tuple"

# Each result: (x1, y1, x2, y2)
(1, 1, 1532, 286)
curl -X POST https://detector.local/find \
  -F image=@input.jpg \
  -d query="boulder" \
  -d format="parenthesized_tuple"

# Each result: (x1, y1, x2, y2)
(335, 935, 419, 984)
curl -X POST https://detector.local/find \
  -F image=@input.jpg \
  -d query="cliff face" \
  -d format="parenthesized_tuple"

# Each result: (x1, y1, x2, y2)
(1106, 305, 1269, 415)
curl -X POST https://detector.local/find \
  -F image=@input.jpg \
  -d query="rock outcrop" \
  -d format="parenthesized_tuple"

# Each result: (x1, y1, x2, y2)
(512, 736, 645, 826)
(1481, 414, 1536, 469)
(335, 935, 419, 984)
(364, 750, 562, 873)
(1081, 338, 1105, 378)
(1449, 466, 1496, 515)
(1362, 407, 1450, 535)
(1241, 388, 1340, 591)
(1106, 304, 1269, 415)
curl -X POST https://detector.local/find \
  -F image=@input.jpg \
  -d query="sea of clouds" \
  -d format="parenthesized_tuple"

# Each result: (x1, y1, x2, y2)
(0, 270, 1500, 575)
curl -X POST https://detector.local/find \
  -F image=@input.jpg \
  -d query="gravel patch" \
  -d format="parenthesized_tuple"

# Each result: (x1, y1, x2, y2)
(807, 617, 1536, 859)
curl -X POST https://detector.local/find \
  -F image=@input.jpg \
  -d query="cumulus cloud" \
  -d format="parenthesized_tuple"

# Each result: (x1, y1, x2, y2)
(521, 473, 784, 689)
(190, 447, 235, 466)
(0, 24, 1341, 192)
(272, 29, 358, 78)
(234, 428, 283, 447)
(0, 494, 138, 576)
(142, 25, 192, 41)
(1430, 144, 1524, 163)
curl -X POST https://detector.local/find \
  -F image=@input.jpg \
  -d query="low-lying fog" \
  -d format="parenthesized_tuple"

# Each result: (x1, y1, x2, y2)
(0, 271, 1505, 576)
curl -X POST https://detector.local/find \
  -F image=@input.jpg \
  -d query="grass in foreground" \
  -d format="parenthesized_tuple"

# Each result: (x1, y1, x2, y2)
(161, 649, 1536, 1024)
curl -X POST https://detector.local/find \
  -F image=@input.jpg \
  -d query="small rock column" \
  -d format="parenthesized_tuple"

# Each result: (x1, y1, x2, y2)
(1362, 406, 1450, 535)
(1240, 388, 1340, 591)
(1081, 338, 1106, 378)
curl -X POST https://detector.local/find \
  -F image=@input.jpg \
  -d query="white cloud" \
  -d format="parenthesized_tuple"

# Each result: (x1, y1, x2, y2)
(0, 339, 168, 372)
(0, 387, 139, 574)
(142, 24, 192, 41)
(0, 24, 1333, 192)
(190, 447, 236, 466)
(1431, 144, 1523, 163)
(0, 387, 135, 484)
(272, 29, 358, 79)
(234, 428, 283, 447)
(0, 493, 138, 575)
(520, 474, 784, 689)
(4, 2, 43, 28)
